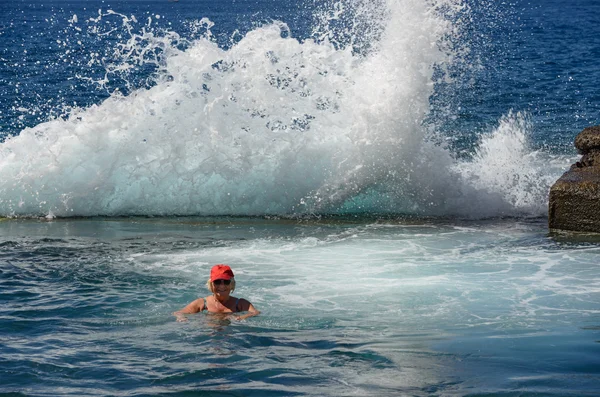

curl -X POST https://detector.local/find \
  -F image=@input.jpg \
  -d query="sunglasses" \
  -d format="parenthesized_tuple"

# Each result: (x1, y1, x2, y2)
(213, 279, 231, 286)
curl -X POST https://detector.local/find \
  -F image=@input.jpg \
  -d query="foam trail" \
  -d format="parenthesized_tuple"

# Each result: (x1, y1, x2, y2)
(0, 0, 571, 218)
(453, 112, 571, 217)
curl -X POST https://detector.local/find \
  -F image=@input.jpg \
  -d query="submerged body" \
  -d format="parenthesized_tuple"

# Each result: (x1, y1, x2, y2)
(174, 264, 260, 322)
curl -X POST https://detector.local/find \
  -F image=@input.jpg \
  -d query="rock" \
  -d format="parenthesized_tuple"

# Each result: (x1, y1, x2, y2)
(549, 126, 600, 233)
(574, 125, 600, 154)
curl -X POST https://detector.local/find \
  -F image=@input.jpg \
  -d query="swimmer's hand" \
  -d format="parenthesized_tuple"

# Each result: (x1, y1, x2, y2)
(173, 299, 205, 322)
(173, 311, 188, 322)
(233, 310, 261, 321)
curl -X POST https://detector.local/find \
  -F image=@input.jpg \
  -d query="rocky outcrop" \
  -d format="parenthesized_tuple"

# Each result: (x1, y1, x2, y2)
(549, 126, 600, 233)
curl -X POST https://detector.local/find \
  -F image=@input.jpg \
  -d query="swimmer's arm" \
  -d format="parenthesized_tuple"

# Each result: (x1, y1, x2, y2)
(173, 298, 204, 322)
(234, 300, 260, 321)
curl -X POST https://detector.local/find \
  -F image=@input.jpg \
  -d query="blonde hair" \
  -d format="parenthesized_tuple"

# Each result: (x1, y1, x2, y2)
(206, 278, 236, 293)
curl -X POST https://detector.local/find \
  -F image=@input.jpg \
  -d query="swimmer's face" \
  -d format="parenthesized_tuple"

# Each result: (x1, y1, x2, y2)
(212, 279, 232, 298)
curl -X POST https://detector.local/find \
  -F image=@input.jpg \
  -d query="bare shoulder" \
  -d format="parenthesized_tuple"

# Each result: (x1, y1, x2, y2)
(237, 298, 258, 313)
(177, 297, 206, 314)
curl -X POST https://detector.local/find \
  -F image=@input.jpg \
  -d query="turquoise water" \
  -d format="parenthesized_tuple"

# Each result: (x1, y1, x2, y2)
(1, 0, 600, 395)
(2, 217, 599, 395)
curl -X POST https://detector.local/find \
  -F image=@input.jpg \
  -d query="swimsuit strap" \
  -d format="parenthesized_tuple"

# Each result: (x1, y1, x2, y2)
(203, 298, 208, 311)
(235, 298, 240, 312)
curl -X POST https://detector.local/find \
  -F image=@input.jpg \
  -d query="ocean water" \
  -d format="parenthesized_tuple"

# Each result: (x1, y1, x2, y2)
(1, 0, 599, 396)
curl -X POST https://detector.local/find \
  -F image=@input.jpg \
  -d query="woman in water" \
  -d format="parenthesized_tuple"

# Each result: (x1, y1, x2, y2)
(173, 264, 260, 322)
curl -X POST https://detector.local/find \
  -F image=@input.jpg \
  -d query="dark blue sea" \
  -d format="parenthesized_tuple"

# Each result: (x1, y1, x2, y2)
(1, 0, 599, 396)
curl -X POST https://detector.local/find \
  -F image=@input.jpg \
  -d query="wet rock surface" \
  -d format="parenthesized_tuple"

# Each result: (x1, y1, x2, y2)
(549, 126, 600, 233)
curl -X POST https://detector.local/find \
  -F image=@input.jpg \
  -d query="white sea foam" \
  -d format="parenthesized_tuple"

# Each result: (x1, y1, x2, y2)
(125, 220, 600, 331)
(0, 0, 573, 218)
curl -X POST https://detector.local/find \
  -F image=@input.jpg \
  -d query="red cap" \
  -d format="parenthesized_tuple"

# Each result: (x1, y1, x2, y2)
(210, 264, 234, 281)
